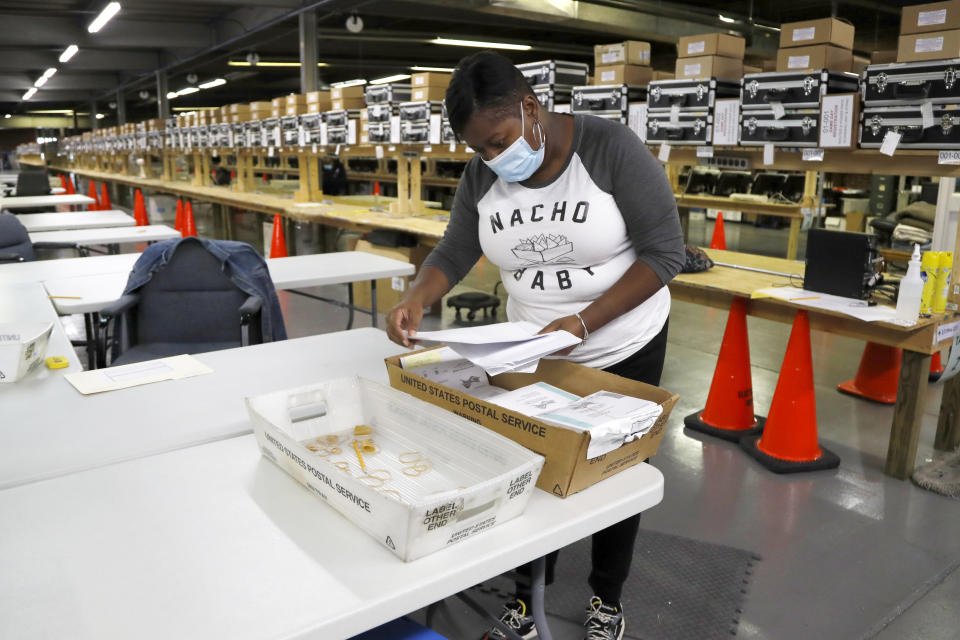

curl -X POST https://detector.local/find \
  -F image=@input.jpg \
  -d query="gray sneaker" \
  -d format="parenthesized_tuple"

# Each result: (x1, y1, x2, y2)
(481, 598, 538, 640)
(584, 596, 624, 640)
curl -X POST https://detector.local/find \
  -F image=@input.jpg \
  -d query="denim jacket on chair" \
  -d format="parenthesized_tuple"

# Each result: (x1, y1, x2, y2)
(123, 237, 287, 342)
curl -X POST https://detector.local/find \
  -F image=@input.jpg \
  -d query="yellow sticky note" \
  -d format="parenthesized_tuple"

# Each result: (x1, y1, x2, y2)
(45, 356, 69, 369)
(401, 350, 445, 369)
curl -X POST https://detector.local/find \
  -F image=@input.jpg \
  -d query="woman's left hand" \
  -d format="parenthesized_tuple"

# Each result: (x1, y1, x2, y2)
(538, 315, 585, 356)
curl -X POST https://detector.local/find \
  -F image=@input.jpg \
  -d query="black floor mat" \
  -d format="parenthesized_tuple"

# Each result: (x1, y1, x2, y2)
(464, 529, 760, 640)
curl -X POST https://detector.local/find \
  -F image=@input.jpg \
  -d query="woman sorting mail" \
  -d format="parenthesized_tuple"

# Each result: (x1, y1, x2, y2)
(386, 51, 683, 640)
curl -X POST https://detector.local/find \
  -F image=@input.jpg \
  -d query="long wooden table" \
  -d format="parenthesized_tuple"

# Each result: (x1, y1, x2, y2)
(669, 248, 959, 479)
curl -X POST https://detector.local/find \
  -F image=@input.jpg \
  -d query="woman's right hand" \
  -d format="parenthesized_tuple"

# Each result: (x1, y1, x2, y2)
(386, 298, 425, 348)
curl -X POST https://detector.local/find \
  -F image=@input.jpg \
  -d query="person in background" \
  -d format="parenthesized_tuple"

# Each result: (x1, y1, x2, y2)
(386, 51, 683, 640)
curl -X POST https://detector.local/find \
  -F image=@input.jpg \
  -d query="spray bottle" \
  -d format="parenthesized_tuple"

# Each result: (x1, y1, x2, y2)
(897, 244, 924, 324)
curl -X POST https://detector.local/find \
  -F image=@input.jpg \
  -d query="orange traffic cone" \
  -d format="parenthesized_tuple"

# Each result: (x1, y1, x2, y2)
(373, 181, 381, 196)
(741, 310, 840, 473)
(182, 201, 197, 238)
(59, 174, 67, 191)
(837, 342, 901, 404)
(930, 351, 945, 382)
(685, 297, 765, 441)
(270, 214, 288, 258)
(133, 189, 149, 226)
(174, 199, 184, 232)
(100, 183, 111, 210)
(262, 172, 268, 183)
(230, 170, 236, 180)
(87, 181, 100, 210)
(709, 212, 726, 250)
(66, 176, 76, 194)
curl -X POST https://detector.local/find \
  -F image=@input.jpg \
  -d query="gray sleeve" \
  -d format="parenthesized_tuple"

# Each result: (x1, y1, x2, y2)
(580, 117, 685, 284)
(421, 157, 488, 286)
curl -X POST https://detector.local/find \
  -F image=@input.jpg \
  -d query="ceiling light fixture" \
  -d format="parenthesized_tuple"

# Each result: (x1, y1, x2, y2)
(331, 78, 367, 88)
(718, 14, 737, 23)
(23, 88, 37, 100)
(369, 74, 411, 85)
(166, 91, 178, 100)
(410, 65, 455, 72)
(4, 114, 11, 119)
(88, 2, 121, 33)
(198, 78, 227, 89)
(43, 68, 57, 79)
(96, 113, 105, 119)
(59, 44, 79, 63)
(431, 37, 531, 51)
(227, 60, 329, 67)
(34, 76, 49, 88)
(175, 87, 199, 96)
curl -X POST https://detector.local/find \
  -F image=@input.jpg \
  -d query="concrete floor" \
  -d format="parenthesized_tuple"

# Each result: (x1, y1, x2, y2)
(61, 216, 960, 640)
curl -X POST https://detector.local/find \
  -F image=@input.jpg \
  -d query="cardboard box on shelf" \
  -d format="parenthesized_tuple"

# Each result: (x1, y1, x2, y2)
(248, 101, 272, 113)
(901, 0, 960, 35)
(331, 85, 366, 100)
(593, 63, 654, 85)
(651, 70, 675, 81)
(306, 103, 324, 114)
(762, 59, 778, 71)
(332, 97, 366, 110)
(271, 97, 284, 108)
(284, 104, 306, 116)
(675, 55, 744, 81)
(385, 347, 679, 498)
(411, 86, 447, 101)
(284, 93, 307, 107)
(853, 54, 870, 75)
(779, 18, 855, 49)
(776, 44, 853, 72)
(305, 90, 331, 104)
(229, 103, 250, 114)
(594, 40, 651, 66)
(677, 33, 745, 59)
(819, 93, 860, 149)
(271, 107, 282, 118)
(411, 72, 452, 88)
(743, 64, 763, 74)
(352, 239, 431, 314)
(897, 29, 960, 61)
(871, 49, 898, 63)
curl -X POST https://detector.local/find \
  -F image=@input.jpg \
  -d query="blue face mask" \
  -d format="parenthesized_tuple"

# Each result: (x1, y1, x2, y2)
(482, 103, 546, 182)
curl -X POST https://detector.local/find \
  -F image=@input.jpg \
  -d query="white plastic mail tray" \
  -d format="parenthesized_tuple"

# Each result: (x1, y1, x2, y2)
(246, 376, 545, 561)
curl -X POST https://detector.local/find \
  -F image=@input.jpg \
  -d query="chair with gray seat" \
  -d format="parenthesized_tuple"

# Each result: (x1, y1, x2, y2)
(98, 239, 268, 366)
(14, 170, 52, 213)
(0, 210, 80, 263)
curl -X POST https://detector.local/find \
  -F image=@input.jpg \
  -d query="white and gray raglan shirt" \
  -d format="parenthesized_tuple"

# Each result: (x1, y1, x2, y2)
(424, 115, 684, 369)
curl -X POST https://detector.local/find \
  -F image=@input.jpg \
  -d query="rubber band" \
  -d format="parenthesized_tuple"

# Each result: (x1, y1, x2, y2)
(402, 462, 430, 476)
(353, 425, 372, 436)
(398, 451, 424, 464)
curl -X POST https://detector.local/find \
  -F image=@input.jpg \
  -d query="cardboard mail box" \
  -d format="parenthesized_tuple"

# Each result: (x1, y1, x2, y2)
(284, 93, 307, 106)
(902, 0, 960, 35)
(411, 72, 452, 88)
(411, 86, 447, 101)
(898, 29, 960, 61)
(594, 40, 651, 66)
(677, 33, 745, 59)
(305, 90, 331, 104)
(332, 97, 366, 110)
(776, 44, 853, 72)
(331, 85, 366, 100)
(675, 55, 744, 81)
(594, 64, 654, 86)
(780, 18, 855, 50)
(385, 348, 679, 498)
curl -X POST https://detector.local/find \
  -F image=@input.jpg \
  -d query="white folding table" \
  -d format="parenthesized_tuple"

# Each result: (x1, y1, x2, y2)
(29, 224, 179, 254)
(0, 433, 663, 640)
(0, 328, 405, 490)
(0, 193, 95, 209)
(17, 210, 136, 232)
(0, 253, 140, 286)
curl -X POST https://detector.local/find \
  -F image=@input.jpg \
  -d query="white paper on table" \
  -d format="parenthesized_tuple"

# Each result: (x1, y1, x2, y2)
(409, 321, 544, 345)
(490, 382, 581, 416)
(537, 391, 663, 459)
(466, 384, 511, 401)
(65, 354, 213, 394)
(451, 331, 581, 376)
(754, 286, 901, 323)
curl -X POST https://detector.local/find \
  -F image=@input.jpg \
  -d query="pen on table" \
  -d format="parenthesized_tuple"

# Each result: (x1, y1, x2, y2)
(790, 296, 820, 301)
(352, 439, 366, 472)
(49, 295, 82, 299)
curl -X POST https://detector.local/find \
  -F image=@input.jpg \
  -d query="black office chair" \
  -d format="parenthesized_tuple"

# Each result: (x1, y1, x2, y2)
(98, 239, 268, 367)
(14, 170, 52, 213)
(0, 211, 81, 263)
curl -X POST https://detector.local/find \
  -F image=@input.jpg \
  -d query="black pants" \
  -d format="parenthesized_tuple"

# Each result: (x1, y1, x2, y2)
(516, 320, 669, 604)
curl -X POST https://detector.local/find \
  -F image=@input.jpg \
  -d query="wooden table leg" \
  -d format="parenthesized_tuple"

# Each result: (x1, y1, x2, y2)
(787, 217, 801, 261)
(885, 350, 932, 479)
(678, 207, 689, 242)
(935, 372, 960, 452)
